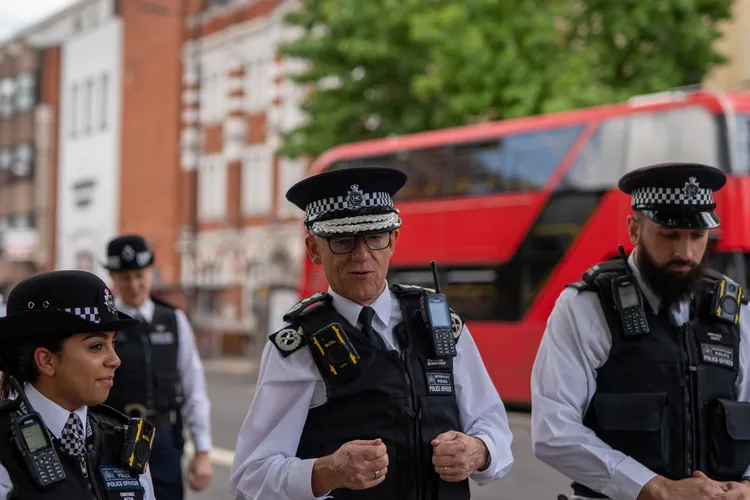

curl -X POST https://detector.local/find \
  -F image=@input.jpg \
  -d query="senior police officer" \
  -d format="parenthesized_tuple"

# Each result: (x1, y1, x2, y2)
(531, 163, 750, 500)
(102, 234, 213, 500)
(229, 167, 514, 500)
(0, 270, 157, 500)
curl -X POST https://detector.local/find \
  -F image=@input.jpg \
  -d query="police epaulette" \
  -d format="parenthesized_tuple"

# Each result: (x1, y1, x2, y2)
(449, 308, 464, 342)
(282, 291, 331, 323)
(582, 259, 626, 281)
(89, 403, 130, 426)
(269, 325, 307, 358)
(566, 280, 591, 292)
(390, 284, 436, 295)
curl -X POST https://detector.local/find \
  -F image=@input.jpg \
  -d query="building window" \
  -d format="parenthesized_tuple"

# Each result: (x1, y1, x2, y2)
(198, 155, 227, 220)
(100, 72, 109, 130)
(14, 72, 37, 112)
(70, 84, 78, 137)
(0, 148, 11, 171)
(72, 178, 96, 208)
(11, 143, 34, 178)
(0, 78, 14, 117)
(244, 56, 270, 113)
(84, 78, 94, 134)
(242, 145, 273, 215)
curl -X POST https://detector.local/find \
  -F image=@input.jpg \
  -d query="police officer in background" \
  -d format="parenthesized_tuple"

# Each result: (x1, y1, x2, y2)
(229, 167, 514, 500)
(531, 163, 750, 500)
(0, 270, 157, 499)
(103, 234, 213, 500)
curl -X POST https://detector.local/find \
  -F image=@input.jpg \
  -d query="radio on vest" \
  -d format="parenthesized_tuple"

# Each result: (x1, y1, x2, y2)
(8, 376, 67, 491)
(612, 245, 650, 337)
(420, 261, 457, 358)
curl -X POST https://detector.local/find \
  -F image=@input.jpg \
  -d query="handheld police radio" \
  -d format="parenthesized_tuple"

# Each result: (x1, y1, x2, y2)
(119, 417, 156, 474)
(421, 261, 457, 358)
(8, 376, 67, 490)
(612, 245, 650, 337)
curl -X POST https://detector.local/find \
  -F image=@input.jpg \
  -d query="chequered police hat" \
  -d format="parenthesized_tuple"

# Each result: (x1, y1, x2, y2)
(0, 270, 140, 343)
(286, 167, 407, 238)
(618, 162, 726, 230)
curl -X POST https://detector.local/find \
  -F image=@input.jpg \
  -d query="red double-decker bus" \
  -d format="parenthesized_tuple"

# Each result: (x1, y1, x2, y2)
(298, 88, 750, 407)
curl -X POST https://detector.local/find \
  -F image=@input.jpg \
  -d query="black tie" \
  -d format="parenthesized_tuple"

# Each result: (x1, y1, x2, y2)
(358, 306, 387, 350)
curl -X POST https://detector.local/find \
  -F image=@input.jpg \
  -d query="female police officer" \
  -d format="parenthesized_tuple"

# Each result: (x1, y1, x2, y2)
(0, 270, 157, 500)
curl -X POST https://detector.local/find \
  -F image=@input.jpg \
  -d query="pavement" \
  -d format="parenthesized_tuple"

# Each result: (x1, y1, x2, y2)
(181, 356, 571, 499)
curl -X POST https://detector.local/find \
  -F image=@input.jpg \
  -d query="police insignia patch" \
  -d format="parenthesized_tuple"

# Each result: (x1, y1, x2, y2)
(270, 326, 306, 357)
(450, 310, 463, 341)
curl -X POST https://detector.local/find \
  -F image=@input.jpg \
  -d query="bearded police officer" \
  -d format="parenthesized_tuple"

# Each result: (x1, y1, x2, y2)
(0, 270, 157, 500)
(229, 167, 514, 500)
(531, 163, 750, 500)
(102, 234, 213, 500)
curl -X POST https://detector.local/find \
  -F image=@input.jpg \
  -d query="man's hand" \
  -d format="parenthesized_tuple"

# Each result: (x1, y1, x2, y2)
(187, 451, 213, 491)
(637, 471, 724, 500)
(712, 481, 750, 499)
(431, 430, 488, 482)
(311, 438, 389, 495)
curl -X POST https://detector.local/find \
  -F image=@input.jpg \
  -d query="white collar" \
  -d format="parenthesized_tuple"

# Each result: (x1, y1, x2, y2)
(115, 296, 154, 322)
(328, 282, 393, 329)
(24, 383, 88, 440)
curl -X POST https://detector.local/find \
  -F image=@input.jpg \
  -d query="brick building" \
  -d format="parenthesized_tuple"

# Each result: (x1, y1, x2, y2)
(0, 42, 60, 300)
(180, 0, 307, 353)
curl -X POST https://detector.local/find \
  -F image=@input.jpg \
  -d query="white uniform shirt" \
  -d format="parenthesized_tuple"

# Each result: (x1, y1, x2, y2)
(116, 297, 213, 452)
(0, 384, 157, 500)
(531, 251, 750, 500)
(229, 285, 515, 500)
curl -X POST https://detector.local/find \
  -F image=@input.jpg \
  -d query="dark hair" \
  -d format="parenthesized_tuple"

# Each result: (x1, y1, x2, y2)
(0, 336, 65, 399)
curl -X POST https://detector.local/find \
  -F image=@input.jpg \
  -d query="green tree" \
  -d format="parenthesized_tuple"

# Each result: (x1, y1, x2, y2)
(278, 0, 734, 159)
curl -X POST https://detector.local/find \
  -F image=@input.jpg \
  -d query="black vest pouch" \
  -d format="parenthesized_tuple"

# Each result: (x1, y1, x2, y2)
(588, 391, 670, 474)
(705, 399, 750, 480)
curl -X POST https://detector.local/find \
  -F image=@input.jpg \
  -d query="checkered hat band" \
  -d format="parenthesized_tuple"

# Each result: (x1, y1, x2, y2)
(306, 192, 393, 221)
(63, 306, 101, 323)
(631, 186, 714, 208)
(311, 212, 402, 235)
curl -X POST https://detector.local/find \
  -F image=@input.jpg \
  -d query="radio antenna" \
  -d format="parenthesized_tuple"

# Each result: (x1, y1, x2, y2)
(430, 260, 442, 294)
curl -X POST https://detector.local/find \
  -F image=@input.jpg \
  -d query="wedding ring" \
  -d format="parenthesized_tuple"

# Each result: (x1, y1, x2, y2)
(443, 466, 447, 475)
(374, 470, 380, 480)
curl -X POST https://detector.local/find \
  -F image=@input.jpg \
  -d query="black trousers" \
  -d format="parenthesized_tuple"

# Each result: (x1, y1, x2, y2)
(149, 422, 184, 500)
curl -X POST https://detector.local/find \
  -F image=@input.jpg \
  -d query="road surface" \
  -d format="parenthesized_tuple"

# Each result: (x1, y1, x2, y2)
(183, 362, 571, 500)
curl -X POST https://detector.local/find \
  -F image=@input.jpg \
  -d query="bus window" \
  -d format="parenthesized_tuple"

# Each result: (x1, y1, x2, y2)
(625, 106, 722, 172)
(558, 116, 629, 191)
(388, 265, 523, 322)
(737, 114, 749, 175)
(450, 125, 584, 194)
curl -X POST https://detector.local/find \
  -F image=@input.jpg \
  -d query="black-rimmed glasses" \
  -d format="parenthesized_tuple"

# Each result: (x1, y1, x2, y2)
(327, 232, 392, 254)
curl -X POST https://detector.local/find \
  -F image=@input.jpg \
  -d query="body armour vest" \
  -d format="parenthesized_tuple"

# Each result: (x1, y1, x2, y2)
(268, 286, 470, 500)
(0, 401, 146, 500)
(105, 297, 182, 417)
(567, 259, 750, 498)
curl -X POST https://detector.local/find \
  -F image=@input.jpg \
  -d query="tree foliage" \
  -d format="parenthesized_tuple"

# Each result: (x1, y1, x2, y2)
(278, 0, 734, 158)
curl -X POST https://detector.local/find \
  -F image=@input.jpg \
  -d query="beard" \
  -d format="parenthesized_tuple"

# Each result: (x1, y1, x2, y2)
(635, 242, 707, 307)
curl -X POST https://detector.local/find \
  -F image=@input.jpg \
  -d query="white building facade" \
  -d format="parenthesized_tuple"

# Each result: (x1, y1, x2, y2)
(55, 0, 122, 279)
(180, 0, 308, 339)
